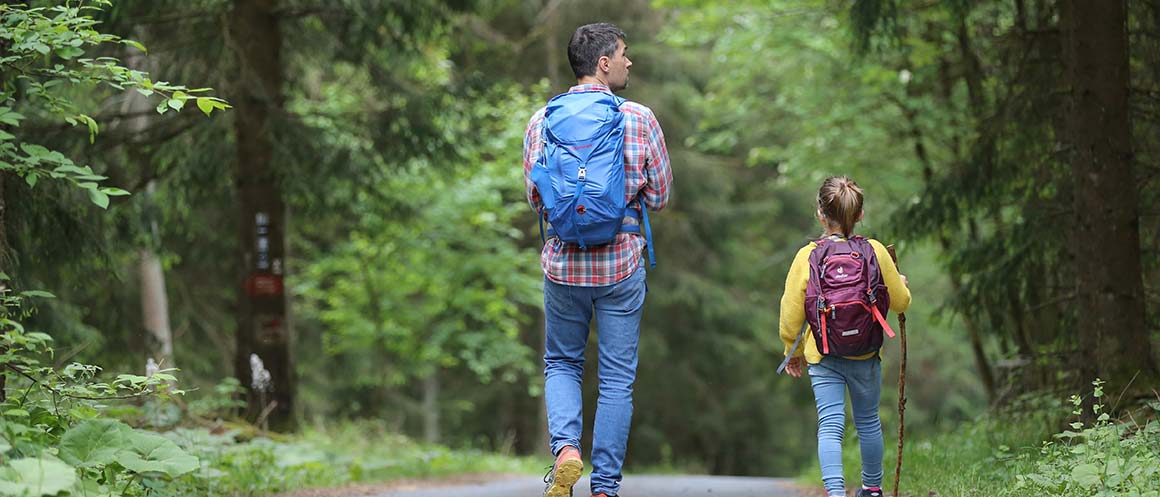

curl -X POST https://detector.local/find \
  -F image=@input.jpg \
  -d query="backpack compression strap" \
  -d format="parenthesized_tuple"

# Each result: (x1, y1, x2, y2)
(777, 262, 824, 374)
(540, 201, 658, 269)
(618, 203, 656, 269)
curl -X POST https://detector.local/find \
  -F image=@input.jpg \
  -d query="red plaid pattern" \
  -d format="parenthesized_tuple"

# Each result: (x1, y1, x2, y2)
(523, 84, 673, 286)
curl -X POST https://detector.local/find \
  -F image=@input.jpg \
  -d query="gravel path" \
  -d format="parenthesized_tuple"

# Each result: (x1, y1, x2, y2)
(363, 474, 809, 497)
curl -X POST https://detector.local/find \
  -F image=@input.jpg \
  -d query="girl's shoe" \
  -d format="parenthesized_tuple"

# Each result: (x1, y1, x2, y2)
(855, 487, 883, 497)
(542, 446, 583, 497)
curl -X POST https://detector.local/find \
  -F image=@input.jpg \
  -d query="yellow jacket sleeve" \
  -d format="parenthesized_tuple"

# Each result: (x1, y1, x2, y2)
(869, 239, 912, 313)
(779, 243, 815, 357)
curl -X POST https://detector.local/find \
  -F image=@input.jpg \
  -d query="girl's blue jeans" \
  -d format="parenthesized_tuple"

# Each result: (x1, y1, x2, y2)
(808, 355, 884, 496)
(543, 267, 646, 497)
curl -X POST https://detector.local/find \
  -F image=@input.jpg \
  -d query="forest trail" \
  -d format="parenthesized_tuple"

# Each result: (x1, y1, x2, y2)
(276, 474, 812, 497)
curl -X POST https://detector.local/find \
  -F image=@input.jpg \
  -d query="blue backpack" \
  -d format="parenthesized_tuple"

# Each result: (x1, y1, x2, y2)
(530, 90, 656, 268)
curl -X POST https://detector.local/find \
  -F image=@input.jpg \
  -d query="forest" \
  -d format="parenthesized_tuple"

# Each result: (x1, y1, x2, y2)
(0, 0, 1158, 496)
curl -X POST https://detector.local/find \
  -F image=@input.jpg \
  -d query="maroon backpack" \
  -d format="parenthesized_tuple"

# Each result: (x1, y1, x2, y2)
(805, 235, 895, 356)
(778, 235, 896, 373)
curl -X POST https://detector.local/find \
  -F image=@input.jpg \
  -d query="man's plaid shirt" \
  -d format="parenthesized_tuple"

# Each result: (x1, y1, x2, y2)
(523, 84, 673, 287)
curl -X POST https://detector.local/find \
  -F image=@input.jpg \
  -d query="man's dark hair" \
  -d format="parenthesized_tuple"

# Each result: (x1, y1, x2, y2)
(567, 23, 626, 79)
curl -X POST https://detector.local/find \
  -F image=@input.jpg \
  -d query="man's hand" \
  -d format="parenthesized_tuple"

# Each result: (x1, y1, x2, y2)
(785, 356, 804, 378)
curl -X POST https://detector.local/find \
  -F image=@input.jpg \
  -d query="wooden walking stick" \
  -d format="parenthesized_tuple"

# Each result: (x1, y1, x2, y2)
(886, 245, 907, 497)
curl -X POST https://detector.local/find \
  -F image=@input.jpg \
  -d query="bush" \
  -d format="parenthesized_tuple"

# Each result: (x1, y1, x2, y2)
(799, 381, 1160, 497)
(0, 287, 200, 496)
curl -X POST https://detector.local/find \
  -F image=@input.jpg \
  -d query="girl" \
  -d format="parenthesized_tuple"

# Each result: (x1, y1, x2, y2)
(780, 176, 911, 497)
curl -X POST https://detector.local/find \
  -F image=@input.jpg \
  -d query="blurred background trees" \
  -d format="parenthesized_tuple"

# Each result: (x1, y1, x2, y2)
(4, 0, 1157, 478)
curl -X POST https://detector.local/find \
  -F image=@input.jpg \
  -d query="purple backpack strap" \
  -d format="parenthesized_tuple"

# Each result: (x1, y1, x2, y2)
(853, 236, 895, 338)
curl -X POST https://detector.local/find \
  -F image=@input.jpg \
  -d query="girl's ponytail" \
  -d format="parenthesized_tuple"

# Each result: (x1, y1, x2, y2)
(817, 176, 864, 237)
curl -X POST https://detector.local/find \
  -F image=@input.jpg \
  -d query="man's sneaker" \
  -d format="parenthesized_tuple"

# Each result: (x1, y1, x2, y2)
(592, 494, 616, 497)
(542, 446, 583, 497)
(855, 487, 884, 497)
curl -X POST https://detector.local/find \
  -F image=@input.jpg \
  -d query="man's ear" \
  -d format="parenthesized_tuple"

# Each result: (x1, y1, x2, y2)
(598, 55, 610, 73)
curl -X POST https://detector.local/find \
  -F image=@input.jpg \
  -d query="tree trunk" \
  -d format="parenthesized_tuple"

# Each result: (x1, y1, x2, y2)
(140, 243, 174, 369)
(896, 78, 998, 402)
(0, 173, 7, 403)
(229, 0, 294, 430)
(543, 0, 562, 92)
(1063, 0, 1158, 390)
(422, 371, 440, 444)
(123, 46, 176, 374)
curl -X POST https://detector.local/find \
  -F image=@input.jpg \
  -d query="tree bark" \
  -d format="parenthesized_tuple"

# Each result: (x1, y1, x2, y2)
(123, 46, 176, 374)
(896, 75, 998, 401)
(0, 173, 7, 403)
(229, 0, 294, 430)
(543, 0, 562, 92)
(422, 371, 440, 443)
(140, 242, 175, 369)
(1062, 0, 1158, 391)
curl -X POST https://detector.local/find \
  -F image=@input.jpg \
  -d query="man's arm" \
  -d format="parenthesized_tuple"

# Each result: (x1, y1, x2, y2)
(641, 109, 672, 211)
(523, 110, 546, 213)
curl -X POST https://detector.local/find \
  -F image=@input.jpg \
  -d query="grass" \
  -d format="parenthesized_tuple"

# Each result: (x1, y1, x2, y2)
(798, 388, 1160, 497)
(162, 420, 543, 496)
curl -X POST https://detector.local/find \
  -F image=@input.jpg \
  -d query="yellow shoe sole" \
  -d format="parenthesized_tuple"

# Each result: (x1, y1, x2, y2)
(544, 458, 583, 497)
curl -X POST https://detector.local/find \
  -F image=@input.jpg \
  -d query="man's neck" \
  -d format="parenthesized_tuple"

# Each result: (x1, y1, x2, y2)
(577, 76, 609, 88)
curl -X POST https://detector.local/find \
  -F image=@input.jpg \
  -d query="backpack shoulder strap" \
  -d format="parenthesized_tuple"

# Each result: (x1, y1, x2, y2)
(854, 236, 897, 338)
(776, 320, 809, 375)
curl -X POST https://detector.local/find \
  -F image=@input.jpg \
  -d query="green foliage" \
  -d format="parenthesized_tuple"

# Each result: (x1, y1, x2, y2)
(1016, 381, 1160, 496)
(0, 1, 226, 208)
(158, 422, 539, 496)
(294, 79, 538, 415)
(807, 383, 1160, 497)
(0, 287, 201, 496)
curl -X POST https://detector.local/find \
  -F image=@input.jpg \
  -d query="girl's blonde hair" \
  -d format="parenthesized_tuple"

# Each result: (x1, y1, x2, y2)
(817, 175, 864, 237)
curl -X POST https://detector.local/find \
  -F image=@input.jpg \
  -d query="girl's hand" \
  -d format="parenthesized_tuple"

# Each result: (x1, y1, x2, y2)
(900, 274, 909, 287)
(786, 356, 804, 378)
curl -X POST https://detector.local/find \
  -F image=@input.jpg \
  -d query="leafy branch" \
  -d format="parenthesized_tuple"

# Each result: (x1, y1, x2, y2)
(0, 2, 230, 208)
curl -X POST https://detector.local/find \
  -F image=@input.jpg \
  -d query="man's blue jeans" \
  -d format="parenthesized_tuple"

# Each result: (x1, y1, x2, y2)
(543, 267, 646, 497)
(808, 356, 884, 497)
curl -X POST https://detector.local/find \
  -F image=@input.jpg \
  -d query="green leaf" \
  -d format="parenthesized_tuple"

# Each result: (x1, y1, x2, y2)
(0, 458, 76, 497)
(166, 97, 184, 111)
(56, 46, 84, 59)
(114, 431, 199, 477)
(18, 290, 55, 299)
(58, 419, 134, 468)
(196, 97, 215, 116)
(81, 114, 98, 143)
(24, 174, 37, 188)
(88, 188, 109, 209)
(0, 110, 22, 126)
(122, 39, 148, 54)
(156, 101, 169, 115)
(101, 187, 130, 197)
(1071, 463, 1103, 487)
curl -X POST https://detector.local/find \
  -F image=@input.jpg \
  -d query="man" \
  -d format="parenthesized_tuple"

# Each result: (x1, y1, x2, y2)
(522, 22, 673, 497)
